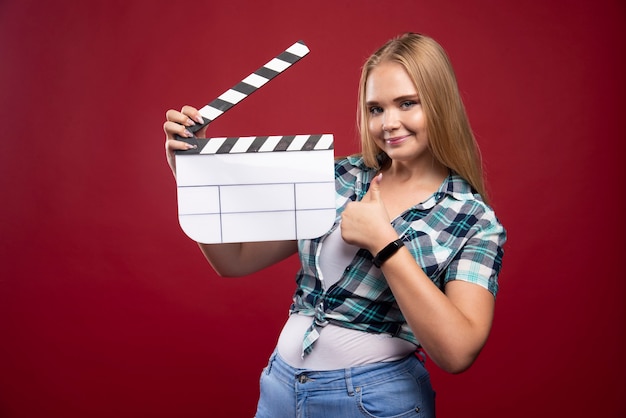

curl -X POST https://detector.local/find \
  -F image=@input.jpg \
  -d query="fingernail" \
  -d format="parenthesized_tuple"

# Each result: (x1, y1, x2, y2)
(185, 118, 196, 126)
(194, 114, 204, 124)
(185, 143, 198, 149)
(184, 129, 194, 137)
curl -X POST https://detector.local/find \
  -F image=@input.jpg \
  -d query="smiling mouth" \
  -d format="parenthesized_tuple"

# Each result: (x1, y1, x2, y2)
(385, 135, 410, 145)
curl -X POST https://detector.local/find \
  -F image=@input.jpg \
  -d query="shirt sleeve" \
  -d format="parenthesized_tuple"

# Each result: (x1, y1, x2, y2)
(443, 212, 506, 297)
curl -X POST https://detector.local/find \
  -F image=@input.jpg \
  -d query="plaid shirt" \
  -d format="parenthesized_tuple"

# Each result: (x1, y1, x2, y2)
(291, 155, 506, 356)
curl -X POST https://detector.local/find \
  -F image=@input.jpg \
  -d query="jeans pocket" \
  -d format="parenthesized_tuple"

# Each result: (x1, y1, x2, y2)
(356, 372, 424, 418)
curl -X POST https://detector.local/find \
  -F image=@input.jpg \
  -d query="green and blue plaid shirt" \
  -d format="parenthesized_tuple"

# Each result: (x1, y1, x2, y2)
(291, 155, 506, 356)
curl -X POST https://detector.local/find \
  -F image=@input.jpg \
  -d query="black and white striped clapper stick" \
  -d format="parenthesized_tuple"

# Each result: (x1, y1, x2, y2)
(185, 134, 334, 156)
(179, 40, 310, 142)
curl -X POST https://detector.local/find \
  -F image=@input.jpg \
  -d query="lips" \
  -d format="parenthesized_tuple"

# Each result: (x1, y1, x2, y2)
(385, 135, 410, 146)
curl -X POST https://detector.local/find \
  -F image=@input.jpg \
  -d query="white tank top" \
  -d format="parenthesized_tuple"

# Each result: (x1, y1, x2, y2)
(276, 226, 416, 370)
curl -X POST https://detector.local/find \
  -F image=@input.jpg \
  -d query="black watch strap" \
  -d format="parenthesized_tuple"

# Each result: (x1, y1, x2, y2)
(372, 239, 405, 268)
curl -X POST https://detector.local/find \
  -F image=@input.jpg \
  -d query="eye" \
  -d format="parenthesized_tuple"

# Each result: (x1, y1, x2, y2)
(400, 100, 420, 109)
(368, 106, 383, 115)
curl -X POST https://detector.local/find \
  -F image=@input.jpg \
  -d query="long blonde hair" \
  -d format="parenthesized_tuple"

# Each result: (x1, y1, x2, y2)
(357, 33, 489, 203)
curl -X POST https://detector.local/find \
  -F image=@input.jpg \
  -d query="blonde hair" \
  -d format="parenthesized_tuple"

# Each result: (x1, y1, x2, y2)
(357, 33, 489, 203)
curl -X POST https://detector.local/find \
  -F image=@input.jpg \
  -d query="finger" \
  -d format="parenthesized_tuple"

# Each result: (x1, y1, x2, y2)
(177, 106, 208, 138)
(181, 105, 205, 124)
(165, 108, 198, 128)
(165, 137, 197, 153)
(366, 173, 383, 201)
(163, 120, 195, 140)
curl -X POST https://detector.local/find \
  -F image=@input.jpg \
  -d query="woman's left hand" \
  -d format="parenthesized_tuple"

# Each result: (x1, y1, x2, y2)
(340, 174, 398, 254)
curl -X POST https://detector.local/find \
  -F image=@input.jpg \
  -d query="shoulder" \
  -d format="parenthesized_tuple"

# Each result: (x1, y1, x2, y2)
(441, 174, 506, 241)
(334, 154, 368, 172)
(334, 154, 375, 184)
(439, 176, 506, 295)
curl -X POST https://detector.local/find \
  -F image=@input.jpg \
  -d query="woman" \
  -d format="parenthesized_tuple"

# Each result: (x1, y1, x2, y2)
(164, 33, 506, 418)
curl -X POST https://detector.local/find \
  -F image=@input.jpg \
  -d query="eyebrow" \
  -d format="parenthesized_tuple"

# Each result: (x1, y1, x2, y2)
(365, 94, 420, 106)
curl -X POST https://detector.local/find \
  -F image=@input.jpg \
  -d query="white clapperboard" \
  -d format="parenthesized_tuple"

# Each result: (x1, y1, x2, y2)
(175, 41, 336, 244)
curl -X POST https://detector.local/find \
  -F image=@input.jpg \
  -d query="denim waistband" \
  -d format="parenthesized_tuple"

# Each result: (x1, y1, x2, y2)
(265, 349, 424, 395)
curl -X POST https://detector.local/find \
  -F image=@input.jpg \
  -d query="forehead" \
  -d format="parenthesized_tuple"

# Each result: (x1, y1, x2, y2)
(365, 61, 417, 101)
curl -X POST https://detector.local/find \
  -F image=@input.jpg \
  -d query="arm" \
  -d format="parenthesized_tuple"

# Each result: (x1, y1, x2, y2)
(341, 174, 499, 373)
(376, 247, 494, 373)
(197, 241, 298, 277)
(164, 106, 298, 277)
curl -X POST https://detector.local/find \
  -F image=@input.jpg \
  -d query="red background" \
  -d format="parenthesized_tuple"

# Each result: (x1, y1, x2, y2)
(1, 1, 624, 417)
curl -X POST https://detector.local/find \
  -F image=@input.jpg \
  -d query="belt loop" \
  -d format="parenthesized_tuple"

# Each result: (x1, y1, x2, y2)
(344, 368, 354, 396)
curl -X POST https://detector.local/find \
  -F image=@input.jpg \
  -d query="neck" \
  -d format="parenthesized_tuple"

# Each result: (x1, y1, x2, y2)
(382, 156, 449, 186)
(377, 156, 450, 219)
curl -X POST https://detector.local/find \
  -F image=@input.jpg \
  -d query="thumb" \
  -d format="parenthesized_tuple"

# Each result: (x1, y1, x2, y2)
(367, 173, 383, 201)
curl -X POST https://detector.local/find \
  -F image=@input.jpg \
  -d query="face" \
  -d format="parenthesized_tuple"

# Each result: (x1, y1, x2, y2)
(365, 61, 432, 167)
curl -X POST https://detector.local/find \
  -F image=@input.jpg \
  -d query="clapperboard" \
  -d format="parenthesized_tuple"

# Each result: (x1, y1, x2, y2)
(175, 41, 336, 244)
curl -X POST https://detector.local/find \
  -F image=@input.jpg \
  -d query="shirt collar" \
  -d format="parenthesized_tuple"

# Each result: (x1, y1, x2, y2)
(442, 172, 479, 201)
(415, 172, 481, 210)
(346, 155, 481, 207)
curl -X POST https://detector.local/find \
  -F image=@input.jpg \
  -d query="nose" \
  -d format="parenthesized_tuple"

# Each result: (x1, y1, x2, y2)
(381, 109, 400, 132)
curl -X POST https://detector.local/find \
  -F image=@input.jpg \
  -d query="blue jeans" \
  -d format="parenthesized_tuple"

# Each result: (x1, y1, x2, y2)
(255, 350, 435, 418)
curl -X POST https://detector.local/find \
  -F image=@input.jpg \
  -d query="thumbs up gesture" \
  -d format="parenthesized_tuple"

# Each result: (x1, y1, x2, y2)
(340, 173, 399, 254)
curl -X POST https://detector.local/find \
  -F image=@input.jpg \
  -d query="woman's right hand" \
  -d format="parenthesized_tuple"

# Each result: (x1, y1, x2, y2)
(163, 105, 207, 177)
